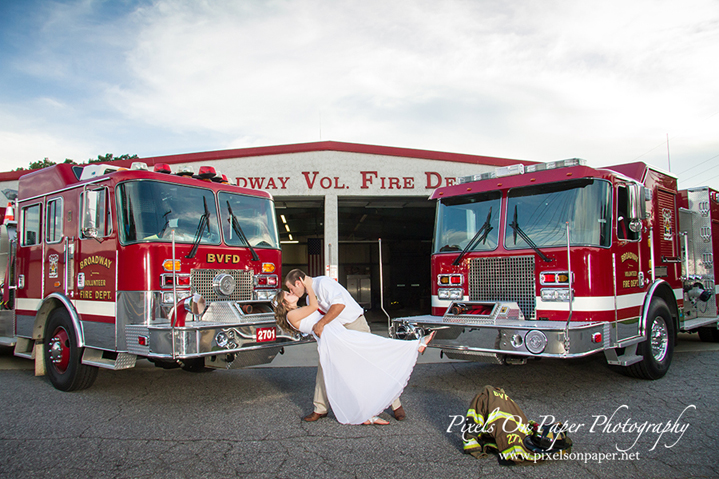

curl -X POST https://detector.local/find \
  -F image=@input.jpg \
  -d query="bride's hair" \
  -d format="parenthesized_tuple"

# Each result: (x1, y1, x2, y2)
(272, 291, 296, 333)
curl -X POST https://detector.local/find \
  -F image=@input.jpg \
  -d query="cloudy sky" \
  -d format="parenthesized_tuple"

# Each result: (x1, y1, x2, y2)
(1, 0, 718, 189)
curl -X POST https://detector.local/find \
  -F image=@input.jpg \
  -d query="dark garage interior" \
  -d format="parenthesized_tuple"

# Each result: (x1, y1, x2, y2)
(276, 196, 435, 321)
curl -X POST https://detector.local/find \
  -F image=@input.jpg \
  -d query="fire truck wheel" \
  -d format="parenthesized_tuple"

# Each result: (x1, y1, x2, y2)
(698, 326, 719, 342)
(627, 299, 674, 380)
(180, 357, 211, 372)
(44, 309, 99, 391)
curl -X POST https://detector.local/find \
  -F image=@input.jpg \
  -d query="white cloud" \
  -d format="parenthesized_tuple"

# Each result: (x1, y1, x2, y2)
(111, 1, 719, 140)
(0, 128, 95, 171)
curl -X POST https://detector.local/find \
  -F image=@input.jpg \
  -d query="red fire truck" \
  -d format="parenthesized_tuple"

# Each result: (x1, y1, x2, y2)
(392, 159, 719, 379)
(0, 162, 308, 391)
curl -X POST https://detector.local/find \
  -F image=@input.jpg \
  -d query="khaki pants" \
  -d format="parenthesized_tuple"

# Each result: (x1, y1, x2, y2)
(313, 314, 402, 414)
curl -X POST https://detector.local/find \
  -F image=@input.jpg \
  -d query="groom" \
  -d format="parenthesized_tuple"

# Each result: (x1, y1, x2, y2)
(284, 268, 406, 422)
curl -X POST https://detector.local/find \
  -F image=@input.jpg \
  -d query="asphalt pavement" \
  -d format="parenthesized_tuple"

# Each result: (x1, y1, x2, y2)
(0, 330, 717, 478)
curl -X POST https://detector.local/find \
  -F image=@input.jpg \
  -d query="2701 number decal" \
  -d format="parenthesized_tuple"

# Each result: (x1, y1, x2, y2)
(256, 327, 276, 342)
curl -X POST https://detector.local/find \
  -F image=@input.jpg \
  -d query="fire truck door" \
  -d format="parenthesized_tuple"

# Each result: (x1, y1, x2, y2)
(44, 197, 66, 297)
(75, 186, 116, 350)
(614, 184, 644, 321)
(16, 202, 44, 338)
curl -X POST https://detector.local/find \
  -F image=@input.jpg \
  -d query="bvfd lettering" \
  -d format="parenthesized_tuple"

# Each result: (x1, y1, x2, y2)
(207, 253, 241, 264)
(493, 390, 508, 400)
(506, 433, 522, 444)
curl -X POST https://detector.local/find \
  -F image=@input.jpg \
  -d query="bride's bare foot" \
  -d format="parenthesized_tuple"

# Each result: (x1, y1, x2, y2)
(418, 330, 437, 354)
(363, 416, 390, 425)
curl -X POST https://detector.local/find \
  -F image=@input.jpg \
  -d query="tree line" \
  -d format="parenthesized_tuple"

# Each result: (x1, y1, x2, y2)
(14, 153, 139, 172)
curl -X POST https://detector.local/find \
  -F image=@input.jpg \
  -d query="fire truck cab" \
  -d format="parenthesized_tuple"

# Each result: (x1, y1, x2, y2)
(392, 159, 719, 379)
(0, 162, 310, 391)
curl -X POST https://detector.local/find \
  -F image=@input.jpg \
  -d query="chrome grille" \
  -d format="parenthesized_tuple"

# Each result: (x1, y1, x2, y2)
(469, 256, 536, 319)
(191, 269, 253, 302)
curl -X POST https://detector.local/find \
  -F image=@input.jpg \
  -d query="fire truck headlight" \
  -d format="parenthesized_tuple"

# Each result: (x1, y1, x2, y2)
(540, 288, 573, 302)
(162, 291, 191, 304)
(255, 289, 278, 301)
(541, 289, 558, 301)
(213, 273, 236, 297)
(525, 330, 548, 354)
(162, 292, 173, 304)
(438, 288, 463, 300)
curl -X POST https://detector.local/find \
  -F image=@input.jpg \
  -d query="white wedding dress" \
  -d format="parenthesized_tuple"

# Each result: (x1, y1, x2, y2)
(299, 311, 422, 425)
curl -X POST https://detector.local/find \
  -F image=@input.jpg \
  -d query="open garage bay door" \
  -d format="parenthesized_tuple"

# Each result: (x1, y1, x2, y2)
(338, 196, 435, 320)
(275, 195, 435, 321)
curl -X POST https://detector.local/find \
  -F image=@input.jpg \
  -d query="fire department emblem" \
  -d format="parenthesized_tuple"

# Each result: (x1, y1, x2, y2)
(662, 208, 673, 240)
(48, 254, 59, 279)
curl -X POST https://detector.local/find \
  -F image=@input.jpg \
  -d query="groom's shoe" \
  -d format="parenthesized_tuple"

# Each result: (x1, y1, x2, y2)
(392, 406, 407, 421)
(303, 411, 328, 422)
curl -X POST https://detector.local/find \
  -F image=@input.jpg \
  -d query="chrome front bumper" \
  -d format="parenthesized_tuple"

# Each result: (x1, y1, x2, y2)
(125, 300, 314, 366)
(391, 303, 641, 362)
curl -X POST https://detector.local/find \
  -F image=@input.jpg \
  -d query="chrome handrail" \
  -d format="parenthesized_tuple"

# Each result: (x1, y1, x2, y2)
(563, 222, 573, 356)
(379, 238, 391, 333)
(171, 229, 177, 360)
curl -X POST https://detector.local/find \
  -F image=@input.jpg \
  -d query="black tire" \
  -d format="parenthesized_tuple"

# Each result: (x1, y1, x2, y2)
(180, 357, 211, 373)
(698, 325, 719, 342)
(44, 309, 98, 391)
(626, 299, 674, 380)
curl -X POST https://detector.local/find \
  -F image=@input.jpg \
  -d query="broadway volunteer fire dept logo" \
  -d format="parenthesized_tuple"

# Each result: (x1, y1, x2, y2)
(48, 254, 59, 279)
(662, 208, 673, 241)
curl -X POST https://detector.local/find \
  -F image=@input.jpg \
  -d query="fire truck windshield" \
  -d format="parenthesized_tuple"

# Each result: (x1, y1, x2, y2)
(219, 192, 279, 249)
(433, 191, 501, 254)
(505, 178, 611, 249)
(117, 180, 221, 245)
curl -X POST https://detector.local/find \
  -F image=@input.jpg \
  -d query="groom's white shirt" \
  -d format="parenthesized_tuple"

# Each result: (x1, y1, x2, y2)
(312, 276, 364, 325)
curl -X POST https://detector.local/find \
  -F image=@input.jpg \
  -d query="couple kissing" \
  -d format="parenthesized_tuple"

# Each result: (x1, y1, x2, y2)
(273, 269, 435, 425)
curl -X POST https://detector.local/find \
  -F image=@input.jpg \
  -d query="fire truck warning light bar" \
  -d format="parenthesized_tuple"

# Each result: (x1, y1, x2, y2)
(459, 158, 587, 184)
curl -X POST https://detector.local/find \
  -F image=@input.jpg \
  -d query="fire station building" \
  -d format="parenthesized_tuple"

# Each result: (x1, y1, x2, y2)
(0, 141, 532, 317)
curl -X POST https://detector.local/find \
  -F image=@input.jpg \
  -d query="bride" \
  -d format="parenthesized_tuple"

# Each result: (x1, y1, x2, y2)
(273, 277, 435, 425)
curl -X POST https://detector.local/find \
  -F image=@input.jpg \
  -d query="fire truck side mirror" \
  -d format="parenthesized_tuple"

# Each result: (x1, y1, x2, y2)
(81, 190, 100, 240)
(81, 186, 110, 241)
(639, 186, 651, 219)
(83, 226, 99, 239)
(628, 183, 647, 229)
